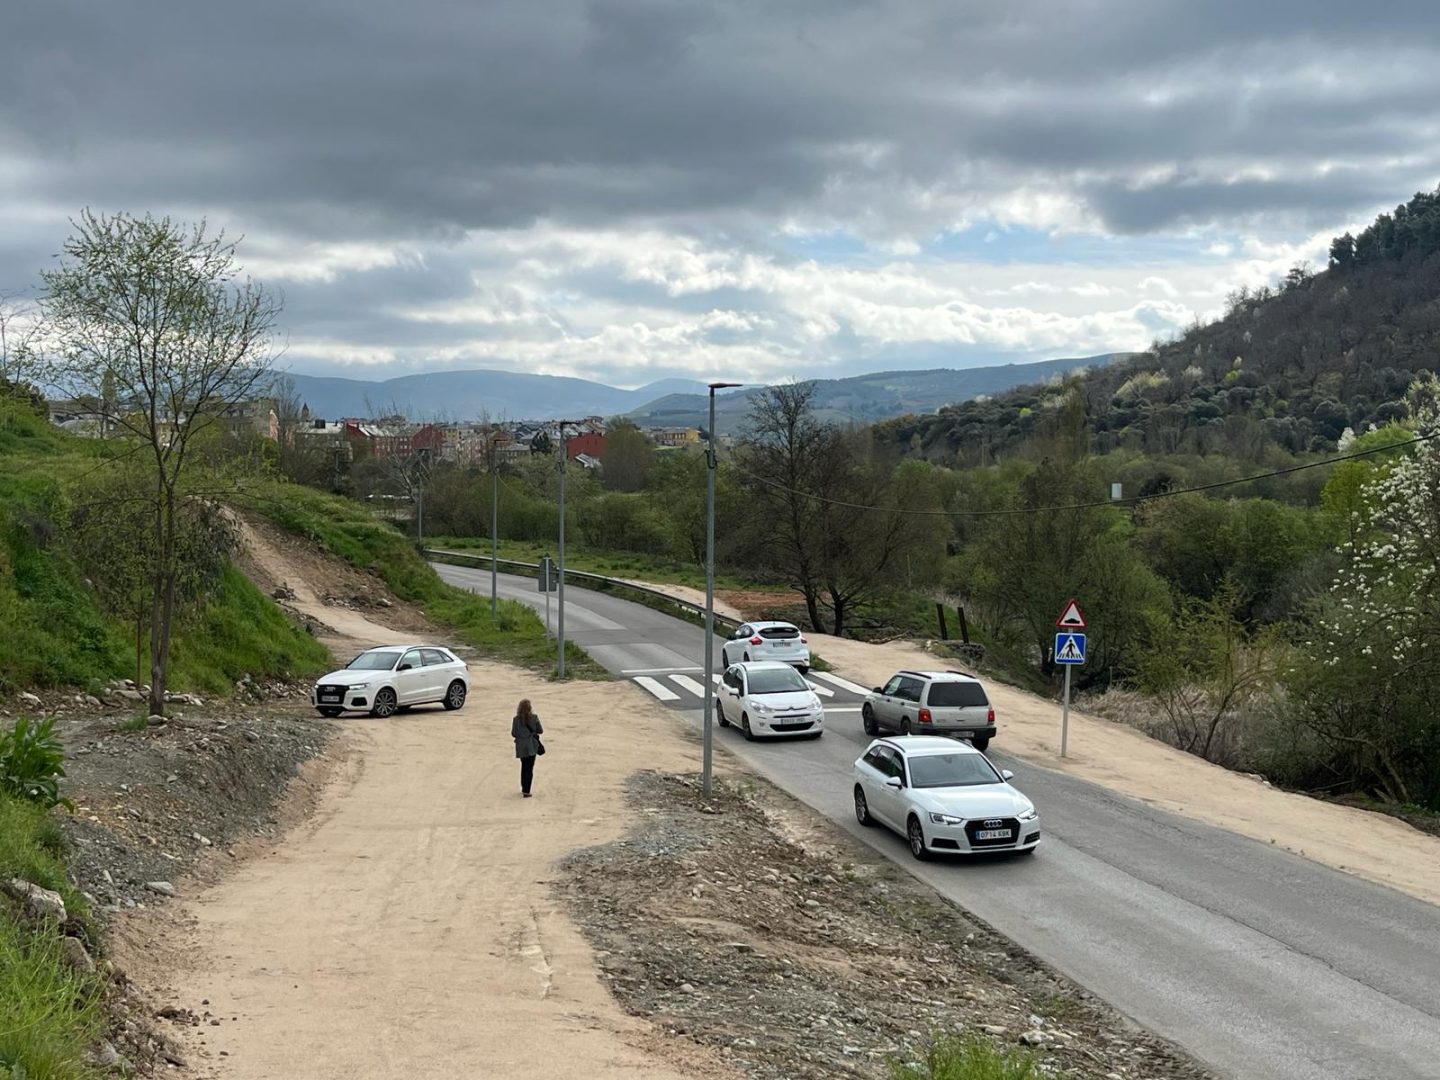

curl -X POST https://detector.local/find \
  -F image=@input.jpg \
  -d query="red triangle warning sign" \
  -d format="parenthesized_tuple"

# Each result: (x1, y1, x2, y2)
(1056, 598, 1087, 629)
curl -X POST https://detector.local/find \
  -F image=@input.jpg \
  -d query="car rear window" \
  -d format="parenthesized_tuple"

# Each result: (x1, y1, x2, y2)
(759, 626, 800, 639)
(926, 682, 989, 707)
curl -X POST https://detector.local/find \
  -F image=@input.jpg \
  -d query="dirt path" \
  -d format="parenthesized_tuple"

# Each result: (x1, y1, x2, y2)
(151, 665, 733, 1080)
(808, 633, 1440, 908)
(131, 526, 735, 1079)
(233, 517, 429, 651)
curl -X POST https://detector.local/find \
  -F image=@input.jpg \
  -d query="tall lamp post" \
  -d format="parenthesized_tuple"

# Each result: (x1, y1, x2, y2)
(553, 419, 584, 678)
(488, 429, 501, 621)
(701, 382, 741, 794)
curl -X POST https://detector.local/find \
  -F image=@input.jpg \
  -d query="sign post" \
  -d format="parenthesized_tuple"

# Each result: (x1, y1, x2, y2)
(538, 555, 558, 636)
(1054, 598, 1088, 758)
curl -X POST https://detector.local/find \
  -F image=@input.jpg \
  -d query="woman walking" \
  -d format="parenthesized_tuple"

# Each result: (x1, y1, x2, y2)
(511, 698, 544, 797)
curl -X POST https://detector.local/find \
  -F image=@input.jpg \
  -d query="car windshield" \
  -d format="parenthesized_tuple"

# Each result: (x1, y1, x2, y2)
(927, 682, 989, 707)
(347, 650, 401, 671)
(907, 752, 1002, 789)
(747, 668, 809, 694)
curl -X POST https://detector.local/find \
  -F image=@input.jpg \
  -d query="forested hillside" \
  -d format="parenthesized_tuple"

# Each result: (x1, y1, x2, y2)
(882, 187, 1440, 466)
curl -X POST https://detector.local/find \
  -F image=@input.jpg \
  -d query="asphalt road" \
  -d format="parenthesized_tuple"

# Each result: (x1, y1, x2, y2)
(436, 562, 1440, 1080)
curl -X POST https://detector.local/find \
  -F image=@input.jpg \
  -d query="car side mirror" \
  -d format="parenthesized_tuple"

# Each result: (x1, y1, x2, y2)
(398, 663, 412, 671)
(1001, 769, 1014, 780)
(884, 777, 903, 790)
(872, 687, 883, 694)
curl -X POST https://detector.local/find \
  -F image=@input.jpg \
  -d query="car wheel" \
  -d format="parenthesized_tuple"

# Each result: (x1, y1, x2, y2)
(861, 703, 879, 735)
(370, 688, 398, 718)
(715, 699, 730, 727)
(798, 665, 810, 675)
(854, 786, 873, 827)
(907, 816, 931, 861)
(317, 707, 343, 719)
(900, 718, 913, 736)
(971, 736, 990, 752)
(443, 680, 467, 711)
(741, 713, 755, 741)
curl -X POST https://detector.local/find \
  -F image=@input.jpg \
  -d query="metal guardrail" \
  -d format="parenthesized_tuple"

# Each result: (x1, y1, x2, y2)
(423, 547, 743, 631)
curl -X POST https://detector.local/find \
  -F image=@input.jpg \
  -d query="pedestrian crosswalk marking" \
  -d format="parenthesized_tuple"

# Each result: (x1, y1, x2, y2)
(811, 671, 870, 696)
(669, 674, 708, 697)
(633, 676, 680, 701)
(805, 680, 834, 697)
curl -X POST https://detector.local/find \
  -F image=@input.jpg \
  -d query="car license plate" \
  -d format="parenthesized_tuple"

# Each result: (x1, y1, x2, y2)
(976, 828, 1012, 840)
(320, 692, 341, 702)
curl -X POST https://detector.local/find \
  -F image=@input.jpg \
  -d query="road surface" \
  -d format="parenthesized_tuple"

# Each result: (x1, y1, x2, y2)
(436, 562, 1440, 1080)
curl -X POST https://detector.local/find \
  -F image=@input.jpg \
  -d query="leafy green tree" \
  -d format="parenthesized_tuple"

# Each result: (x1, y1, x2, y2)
(600, 420, 653, 492)
(38, 211, 278, 716)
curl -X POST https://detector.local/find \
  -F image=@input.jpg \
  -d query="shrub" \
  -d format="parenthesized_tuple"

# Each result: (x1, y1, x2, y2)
(891, 1034, 1037, 1080)
(0, 716, 69, 810)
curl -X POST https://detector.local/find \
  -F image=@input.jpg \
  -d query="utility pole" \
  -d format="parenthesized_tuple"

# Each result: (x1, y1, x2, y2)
(702, 383, 740, 794)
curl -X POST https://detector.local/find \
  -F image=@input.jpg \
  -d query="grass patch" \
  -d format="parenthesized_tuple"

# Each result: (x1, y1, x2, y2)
(891, 1034, 1038, 1080)
(254, 484, 603, 679)
(167, 566, 331, 693)
(0, 794, 103, 1080)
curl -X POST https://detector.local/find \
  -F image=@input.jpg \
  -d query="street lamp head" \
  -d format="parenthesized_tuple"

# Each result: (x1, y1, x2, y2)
(708, 381, 742, 391)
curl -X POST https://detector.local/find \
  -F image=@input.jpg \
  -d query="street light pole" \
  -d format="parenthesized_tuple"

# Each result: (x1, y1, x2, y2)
(490, 445, 499, 621)
(552, 419, 584, 679)
(702, 382, 741, 794)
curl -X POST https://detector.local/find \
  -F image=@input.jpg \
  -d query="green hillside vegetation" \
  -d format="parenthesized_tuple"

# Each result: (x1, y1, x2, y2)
(249, 479, 602, 678)
(0, 395, 330, 695)
(881, 186, 1440, 466)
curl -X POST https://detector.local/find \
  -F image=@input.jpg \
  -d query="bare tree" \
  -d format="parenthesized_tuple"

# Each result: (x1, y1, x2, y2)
(38, 211, 280, 716)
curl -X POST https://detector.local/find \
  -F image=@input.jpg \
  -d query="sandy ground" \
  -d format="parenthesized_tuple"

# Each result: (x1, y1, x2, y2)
(126, 525, 736, 1080)
(150, 670, 734, 1080)
(807, 633, 1440, 908)
(618, 579, 745, 623)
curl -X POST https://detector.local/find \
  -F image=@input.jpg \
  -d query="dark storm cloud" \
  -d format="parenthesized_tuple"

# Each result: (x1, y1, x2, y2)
(5, 0, 1438, 240)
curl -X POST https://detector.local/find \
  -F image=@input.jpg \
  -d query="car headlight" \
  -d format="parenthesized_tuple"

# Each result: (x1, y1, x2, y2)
(346, 682, 371, 691)
(751, 701, 774, 714)
(929, 812, 964, 826)
(1018, 806, 1038, 821)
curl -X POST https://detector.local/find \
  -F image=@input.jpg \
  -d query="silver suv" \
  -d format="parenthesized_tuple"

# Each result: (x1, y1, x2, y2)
(861, 670, 996, 751)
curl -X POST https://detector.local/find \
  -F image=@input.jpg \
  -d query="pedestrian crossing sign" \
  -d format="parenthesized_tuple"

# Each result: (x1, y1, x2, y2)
(1054, 632, 1086, 665)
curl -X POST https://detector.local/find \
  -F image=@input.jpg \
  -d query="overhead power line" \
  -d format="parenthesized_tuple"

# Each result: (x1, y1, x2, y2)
(734, 432, 1434, 519)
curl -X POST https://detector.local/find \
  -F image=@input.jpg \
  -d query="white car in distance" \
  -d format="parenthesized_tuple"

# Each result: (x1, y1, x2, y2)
(720, 621, 811, 672)
(715, 661, 824, 740)
(853, 736, 1040, 859)
(312, 645, 469, 718)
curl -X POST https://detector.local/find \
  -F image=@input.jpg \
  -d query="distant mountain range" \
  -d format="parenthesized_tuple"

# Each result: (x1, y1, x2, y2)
(282, 369, 711, 422)
(625, 354, 1129, 433)
(283, 354, 1127, 430)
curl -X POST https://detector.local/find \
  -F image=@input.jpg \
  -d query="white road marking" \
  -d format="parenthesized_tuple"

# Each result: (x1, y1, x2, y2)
(824, 706, 862, 713)
(633, 676, 680, 702)
(805, 680, 834, 697)
(812, 671, 871, 696)
(669, 674, 709, 697)
(621, 666, 702, 674)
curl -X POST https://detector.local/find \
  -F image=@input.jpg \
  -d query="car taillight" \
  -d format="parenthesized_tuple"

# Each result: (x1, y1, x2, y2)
(988, 707, 995, 724)
(800, 636, 808, 644)
(919, 707, 932, 724)
(750, 636, 763, 645)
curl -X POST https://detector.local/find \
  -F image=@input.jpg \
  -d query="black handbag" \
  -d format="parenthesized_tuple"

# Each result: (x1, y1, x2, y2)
(536, 737, 546, 756)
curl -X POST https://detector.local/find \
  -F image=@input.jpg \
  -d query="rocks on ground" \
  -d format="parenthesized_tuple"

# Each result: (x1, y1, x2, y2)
(560, 772, 1216, 1080)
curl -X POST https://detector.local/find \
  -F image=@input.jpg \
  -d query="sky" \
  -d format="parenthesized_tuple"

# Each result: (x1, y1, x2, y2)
(2, 0, 1439, 389)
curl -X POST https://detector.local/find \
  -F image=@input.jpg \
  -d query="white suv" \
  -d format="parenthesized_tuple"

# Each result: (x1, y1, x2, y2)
(312, 645, 469, 718)
(720, 621, 811, 672)
(853, 736, 1039, 859)
(862, 670, 996, 751)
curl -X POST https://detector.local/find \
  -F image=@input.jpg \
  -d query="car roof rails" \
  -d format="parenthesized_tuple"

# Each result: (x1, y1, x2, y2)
(945, 668, 975, 678)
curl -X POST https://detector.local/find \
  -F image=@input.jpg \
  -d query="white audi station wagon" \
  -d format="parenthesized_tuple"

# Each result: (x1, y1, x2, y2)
(853, 736, 1039, 859)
